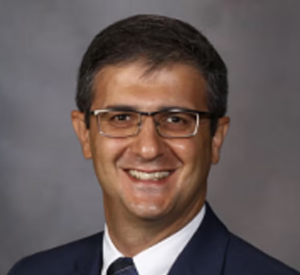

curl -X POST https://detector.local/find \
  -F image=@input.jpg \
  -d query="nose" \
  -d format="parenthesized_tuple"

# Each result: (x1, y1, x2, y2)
(130, 116, 165, 160)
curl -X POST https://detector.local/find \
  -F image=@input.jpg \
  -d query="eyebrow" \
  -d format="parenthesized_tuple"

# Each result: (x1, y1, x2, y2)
(104, 105, 193, 112)
(105, 105, 137, 111)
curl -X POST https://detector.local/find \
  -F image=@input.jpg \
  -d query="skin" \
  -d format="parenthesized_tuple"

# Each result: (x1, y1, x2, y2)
(71, 62, 229, 256)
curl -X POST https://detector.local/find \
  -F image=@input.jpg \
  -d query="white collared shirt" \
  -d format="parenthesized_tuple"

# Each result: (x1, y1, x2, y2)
(101, 205, 205, 275)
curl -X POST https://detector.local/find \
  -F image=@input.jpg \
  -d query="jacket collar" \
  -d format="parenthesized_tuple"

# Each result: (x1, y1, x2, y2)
(167, 202, 230, 275)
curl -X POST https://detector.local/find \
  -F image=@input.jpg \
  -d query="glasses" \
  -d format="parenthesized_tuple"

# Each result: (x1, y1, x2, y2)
(90, 108, 213, 138)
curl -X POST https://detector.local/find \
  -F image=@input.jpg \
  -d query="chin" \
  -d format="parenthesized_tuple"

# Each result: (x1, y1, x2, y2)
(127, 201, 171, 220)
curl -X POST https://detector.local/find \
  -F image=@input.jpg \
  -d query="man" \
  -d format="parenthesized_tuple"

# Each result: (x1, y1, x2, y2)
(8, 14, 299, 275)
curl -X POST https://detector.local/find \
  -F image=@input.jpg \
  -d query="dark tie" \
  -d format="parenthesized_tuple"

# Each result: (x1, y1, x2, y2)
(106, 257, 139, 275)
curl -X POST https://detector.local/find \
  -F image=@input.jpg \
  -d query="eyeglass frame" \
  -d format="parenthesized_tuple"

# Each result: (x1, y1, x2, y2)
(89, 108, 214, 138)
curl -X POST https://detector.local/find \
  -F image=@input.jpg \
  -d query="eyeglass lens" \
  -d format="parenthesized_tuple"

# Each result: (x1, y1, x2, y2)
(96, 111, 198, 137)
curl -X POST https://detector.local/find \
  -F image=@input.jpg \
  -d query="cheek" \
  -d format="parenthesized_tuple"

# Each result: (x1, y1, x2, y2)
(168, 137, 212, 188)
(167, 138, 209, 164)
(91, 137, 129, 177)
(93, 135, 125, 157)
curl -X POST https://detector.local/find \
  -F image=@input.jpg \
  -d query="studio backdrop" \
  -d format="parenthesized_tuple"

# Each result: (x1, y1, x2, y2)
(1, 0, 300, 274)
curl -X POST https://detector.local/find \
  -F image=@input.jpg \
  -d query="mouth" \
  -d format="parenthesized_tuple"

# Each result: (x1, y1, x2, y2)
(126, 169, 173, 181)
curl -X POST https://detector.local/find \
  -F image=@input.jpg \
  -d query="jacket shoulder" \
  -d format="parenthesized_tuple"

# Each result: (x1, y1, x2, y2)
(225, 234, 299, 275)
(7, 233, 103, 275)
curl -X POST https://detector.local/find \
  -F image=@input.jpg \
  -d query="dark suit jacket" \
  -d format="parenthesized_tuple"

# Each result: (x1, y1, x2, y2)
(8, 204, 300, 275)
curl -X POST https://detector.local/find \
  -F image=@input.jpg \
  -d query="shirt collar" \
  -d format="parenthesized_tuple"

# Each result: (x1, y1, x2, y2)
(101, 205, 206, 275)
(101, 224, 123, 275)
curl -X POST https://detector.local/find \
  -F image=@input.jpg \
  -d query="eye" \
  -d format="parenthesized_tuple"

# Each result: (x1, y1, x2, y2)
(112, 113, 131, 121)
(166, 115, 187, 124)
(106, 111, 138, 128)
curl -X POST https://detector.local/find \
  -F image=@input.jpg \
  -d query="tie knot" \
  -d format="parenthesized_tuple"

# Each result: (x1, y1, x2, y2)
(106, 257, 139, 275)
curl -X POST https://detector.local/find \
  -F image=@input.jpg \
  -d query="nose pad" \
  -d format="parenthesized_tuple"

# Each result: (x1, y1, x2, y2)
(131, 116, 165, 160)
(153, 120, 160, 132)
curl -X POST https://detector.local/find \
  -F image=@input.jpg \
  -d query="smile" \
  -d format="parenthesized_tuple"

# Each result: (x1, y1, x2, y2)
(128, 170, 171, 181)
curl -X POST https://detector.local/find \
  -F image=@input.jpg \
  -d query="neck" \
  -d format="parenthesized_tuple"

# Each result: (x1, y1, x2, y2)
(104, 197, 205, 257)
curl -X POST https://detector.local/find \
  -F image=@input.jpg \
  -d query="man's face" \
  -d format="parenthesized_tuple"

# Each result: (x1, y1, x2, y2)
(72, 62, 229, 226)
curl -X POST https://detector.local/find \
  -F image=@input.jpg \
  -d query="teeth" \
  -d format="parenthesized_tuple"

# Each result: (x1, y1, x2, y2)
(128, 170, 170, 181)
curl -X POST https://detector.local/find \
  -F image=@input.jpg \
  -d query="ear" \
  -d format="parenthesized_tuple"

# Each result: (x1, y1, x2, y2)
(71, 110, 92, 159)
(211, 116, 230, 164)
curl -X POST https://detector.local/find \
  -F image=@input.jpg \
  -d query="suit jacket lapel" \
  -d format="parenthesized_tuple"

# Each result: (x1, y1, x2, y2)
(168, 203, 230, 275)
(72, 232, 104, 275)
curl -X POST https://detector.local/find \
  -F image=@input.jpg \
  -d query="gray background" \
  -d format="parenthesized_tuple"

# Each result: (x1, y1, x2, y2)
(1, 0, 299, 274)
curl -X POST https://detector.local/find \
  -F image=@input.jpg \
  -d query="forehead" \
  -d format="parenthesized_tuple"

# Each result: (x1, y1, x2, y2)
(92, 62, 208, 110)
